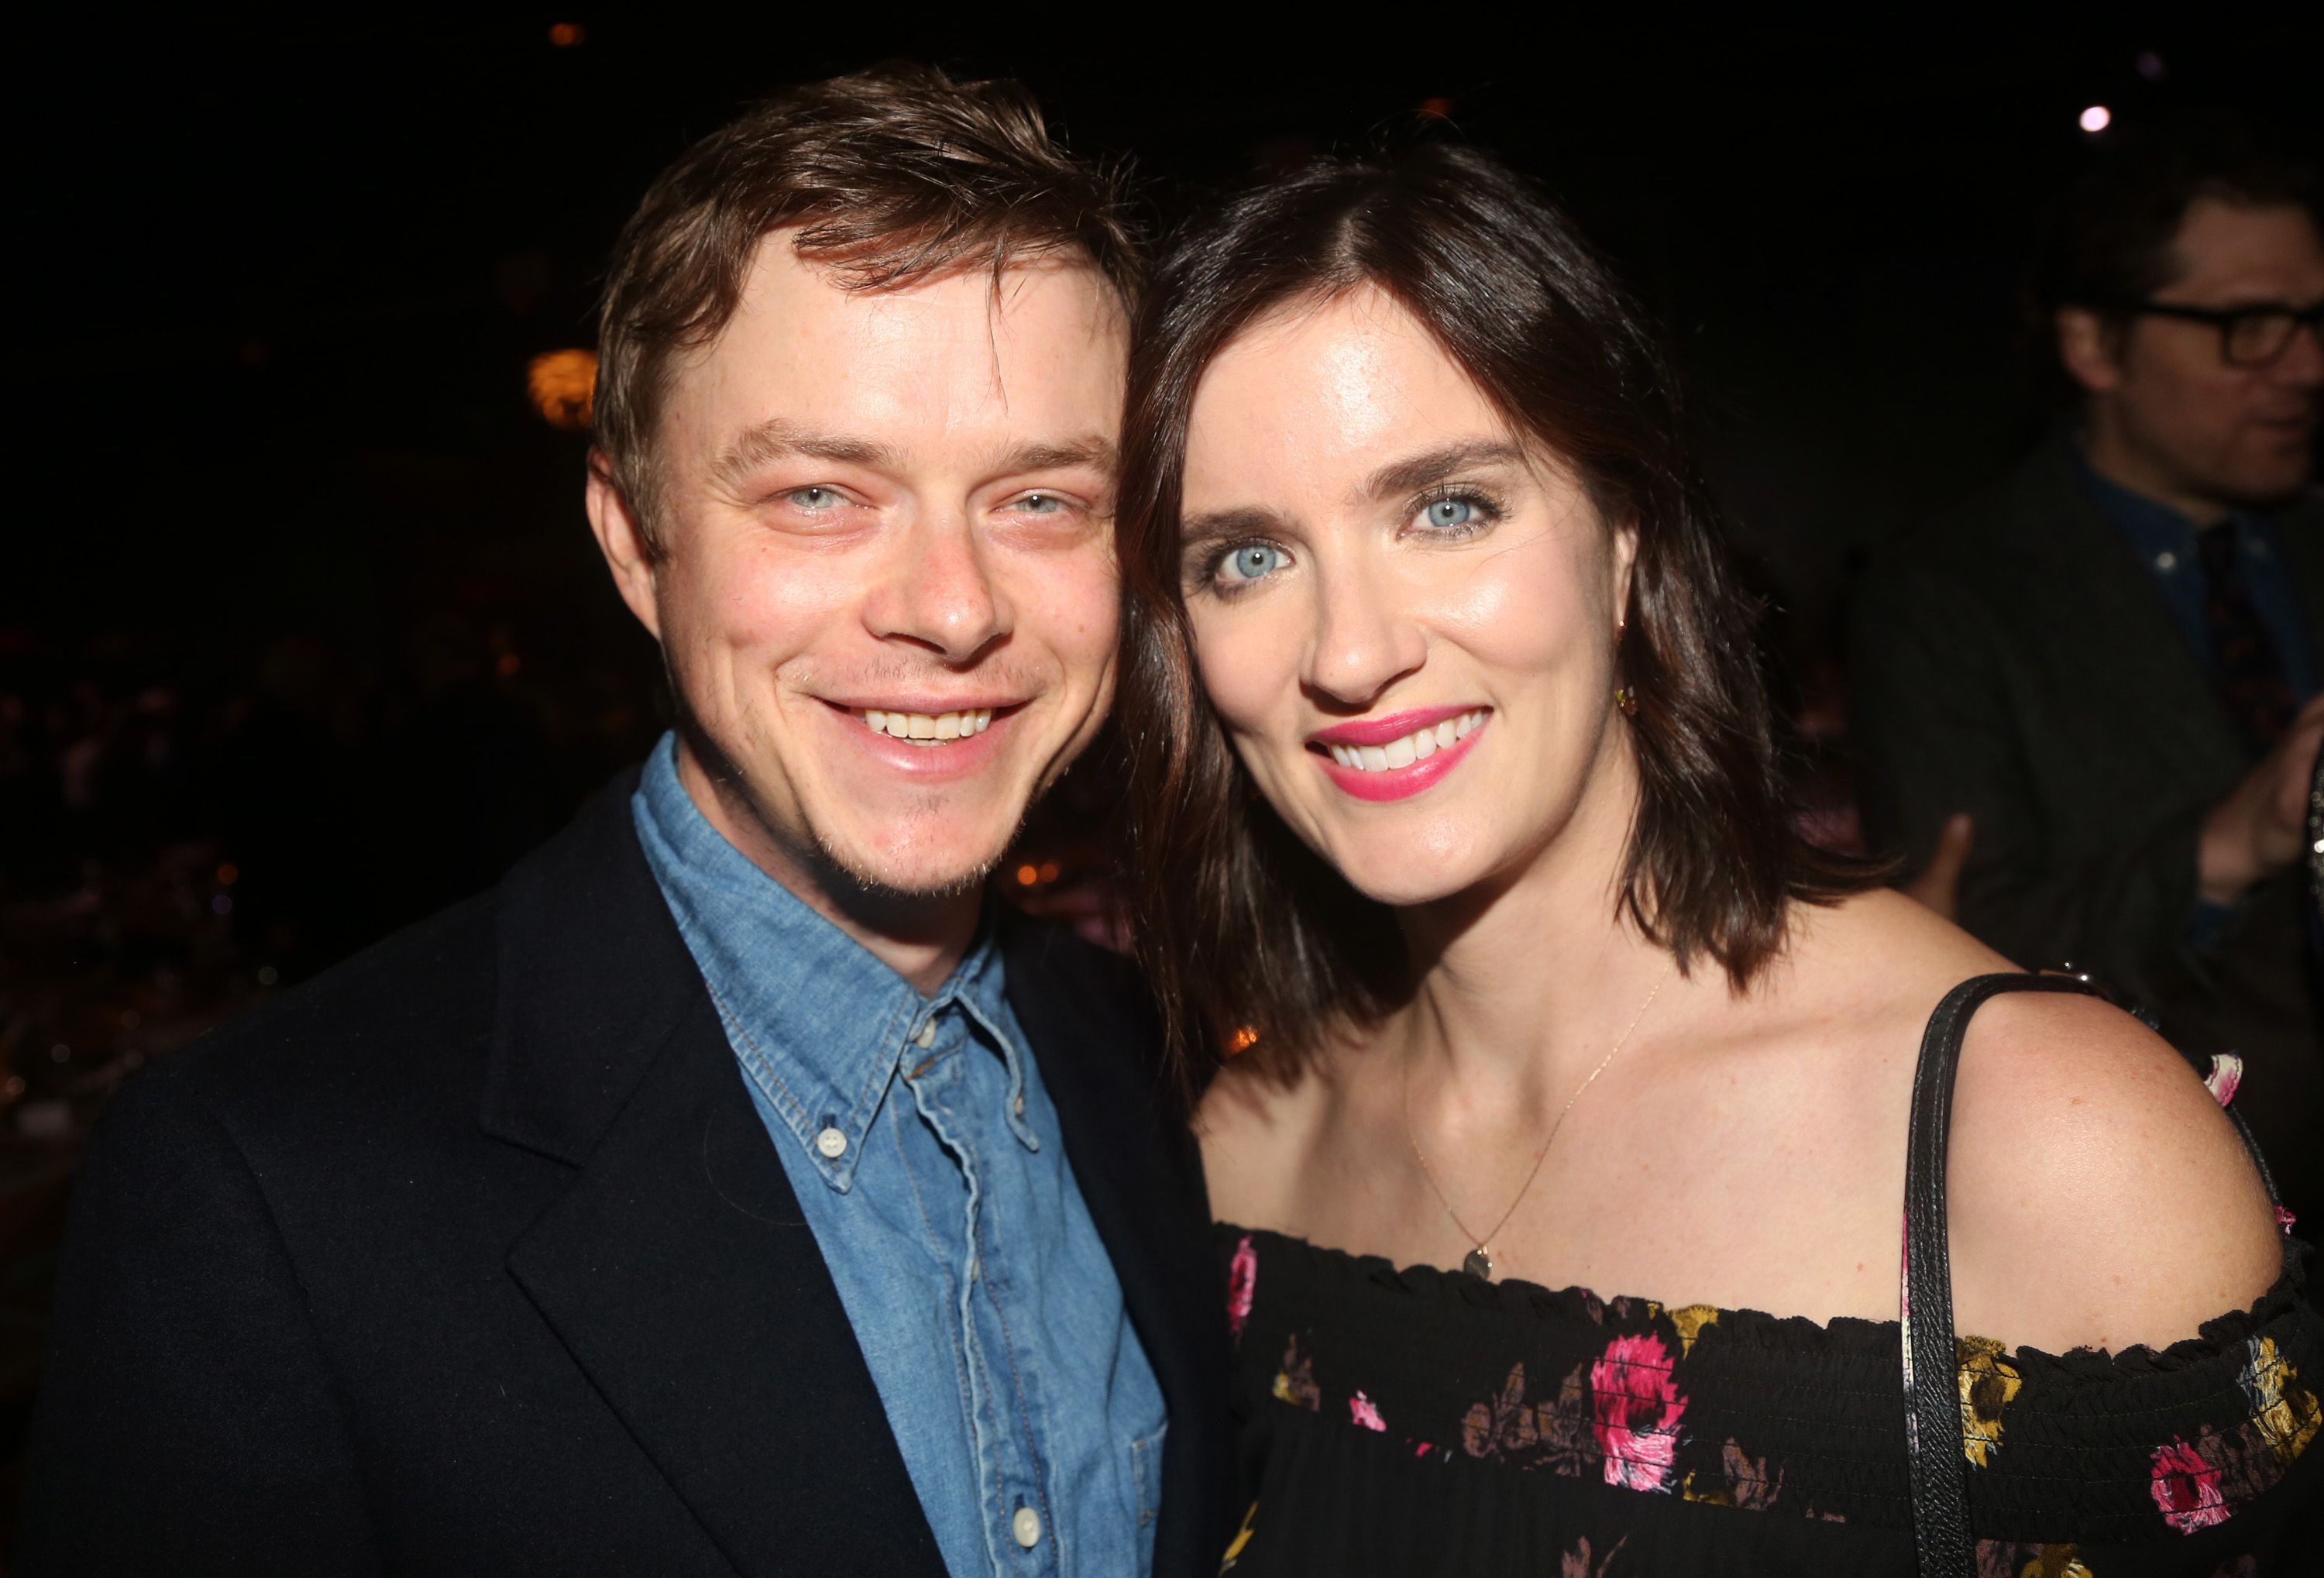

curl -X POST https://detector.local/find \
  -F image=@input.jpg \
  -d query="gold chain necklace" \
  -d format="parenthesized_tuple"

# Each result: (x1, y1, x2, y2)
(1402, 964, 1672, 1281)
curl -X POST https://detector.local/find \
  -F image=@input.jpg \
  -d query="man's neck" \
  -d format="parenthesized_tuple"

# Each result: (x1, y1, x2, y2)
(2081, 407, 2233, 528)
(673, 739, 979, 995)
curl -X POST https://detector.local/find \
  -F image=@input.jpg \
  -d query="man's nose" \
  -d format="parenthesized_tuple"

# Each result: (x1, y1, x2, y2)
(1301, 559, 1425, 710)
(865, 514, 1012, 662)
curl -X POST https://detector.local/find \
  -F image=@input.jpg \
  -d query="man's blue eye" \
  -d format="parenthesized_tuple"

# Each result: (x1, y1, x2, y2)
(789, 486, 839, 510)
(1225, 545, 1284, 581)
(1423, 497, 1476, 529)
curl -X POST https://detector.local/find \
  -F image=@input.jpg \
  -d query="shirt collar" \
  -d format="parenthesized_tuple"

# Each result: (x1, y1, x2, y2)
(2075, 442, 2260, 564)
(629, 733, 1034, 1191)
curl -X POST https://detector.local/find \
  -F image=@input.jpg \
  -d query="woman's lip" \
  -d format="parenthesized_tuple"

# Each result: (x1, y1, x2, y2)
(1308, 705, 1482, 748)
(1315, 715, 1486, 803)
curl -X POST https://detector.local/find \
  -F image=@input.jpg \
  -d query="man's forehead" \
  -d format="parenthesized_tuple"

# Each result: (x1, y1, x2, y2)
(2170, 199, 2324, 292)
(734, 231, 1126, 341)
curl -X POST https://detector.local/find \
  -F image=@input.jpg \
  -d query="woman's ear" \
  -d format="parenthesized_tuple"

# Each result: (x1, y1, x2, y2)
(1611, 518, 1642, 634)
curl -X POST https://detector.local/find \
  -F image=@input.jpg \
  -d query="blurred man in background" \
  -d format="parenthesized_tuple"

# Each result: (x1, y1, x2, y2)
(1850, 126, 2324, 1243)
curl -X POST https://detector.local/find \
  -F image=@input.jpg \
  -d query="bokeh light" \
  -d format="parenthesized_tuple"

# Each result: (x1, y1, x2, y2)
(2079, 105, 2112, 134)
(527, 349, 596, 430)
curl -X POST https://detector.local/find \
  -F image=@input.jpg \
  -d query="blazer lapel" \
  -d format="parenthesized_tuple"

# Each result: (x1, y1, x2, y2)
(486, 777, 944, 1578)
(1002, 916, 1236, 1578)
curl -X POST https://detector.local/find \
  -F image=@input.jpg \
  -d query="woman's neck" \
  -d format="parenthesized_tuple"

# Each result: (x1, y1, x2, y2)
(1391, 728, 1676, 1105)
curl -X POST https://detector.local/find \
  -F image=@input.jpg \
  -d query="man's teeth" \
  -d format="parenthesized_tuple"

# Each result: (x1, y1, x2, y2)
(858, 707, 995, 746)
(1325, 710, 1484, 772)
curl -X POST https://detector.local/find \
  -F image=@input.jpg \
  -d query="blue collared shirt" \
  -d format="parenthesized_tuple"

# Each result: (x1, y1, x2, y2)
(2080, 459, 2319, 703)
(632, 735, 1165, 1578)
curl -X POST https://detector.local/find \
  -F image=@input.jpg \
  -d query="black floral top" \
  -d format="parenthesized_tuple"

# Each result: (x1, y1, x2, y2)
(1215, 1226, 2322, 1576)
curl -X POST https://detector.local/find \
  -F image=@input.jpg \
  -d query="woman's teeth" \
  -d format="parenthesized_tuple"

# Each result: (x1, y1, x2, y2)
(858, 707, 994, 746)
(1325, 709, 1483, 772)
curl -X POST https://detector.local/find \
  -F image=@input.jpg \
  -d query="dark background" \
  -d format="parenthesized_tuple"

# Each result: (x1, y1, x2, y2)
(3, 8, 2321, 1524)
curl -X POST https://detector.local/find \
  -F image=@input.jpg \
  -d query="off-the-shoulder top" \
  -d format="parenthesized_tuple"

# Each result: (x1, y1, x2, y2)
(1212, 1226, 2321, 1575)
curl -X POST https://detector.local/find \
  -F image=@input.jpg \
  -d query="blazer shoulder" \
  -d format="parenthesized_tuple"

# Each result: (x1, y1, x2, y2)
(144, 889, 500, 1135)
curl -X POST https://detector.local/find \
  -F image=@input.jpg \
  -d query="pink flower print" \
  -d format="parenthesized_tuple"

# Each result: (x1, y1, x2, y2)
(1590, 1332, 1686, 1492)
(1226, 1234, 1257, 1342)
(2149, 1438, 2231, 1533)
(1349, 1391, 1386, 1432)
(2204, 1053, 2243, 1108)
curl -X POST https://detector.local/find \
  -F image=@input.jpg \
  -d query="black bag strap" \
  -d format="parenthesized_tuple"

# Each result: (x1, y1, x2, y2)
(1900, 972, 2101, 1578)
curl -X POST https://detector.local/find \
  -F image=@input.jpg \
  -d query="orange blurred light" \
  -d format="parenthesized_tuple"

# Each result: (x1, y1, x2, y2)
(528, 349, 596, 430)
(1418, 97, 1453, 120)
(1016, 864, 1040, 886)
(548, 22, 586, 46)
(1037, 861, 1060, 883)
(497, 653, 522, 678)
(1226, 1026, 1260, 1055)
(216, 862, 239, 886)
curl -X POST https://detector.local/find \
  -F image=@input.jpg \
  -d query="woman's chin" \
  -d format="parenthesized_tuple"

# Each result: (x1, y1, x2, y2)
(1332, 852, 1490, 910)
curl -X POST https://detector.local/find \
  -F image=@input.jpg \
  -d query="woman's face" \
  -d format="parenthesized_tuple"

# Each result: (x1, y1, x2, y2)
(1179, 285, 1636, 906)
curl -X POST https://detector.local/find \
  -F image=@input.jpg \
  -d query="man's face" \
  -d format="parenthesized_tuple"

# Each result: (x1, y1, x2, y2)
(2068, 198, 2324, 509)
(590, 236, 1126, 899)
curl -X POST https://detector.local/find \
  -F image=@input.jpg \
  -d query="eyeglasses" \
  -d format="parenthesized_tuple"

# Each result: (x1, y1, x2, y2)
(2127, 298, 2324, 367)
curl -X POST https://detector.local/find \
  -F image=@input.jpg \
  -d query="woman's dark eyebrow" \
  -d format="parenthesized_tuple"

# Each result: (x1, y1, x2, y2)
(1360, 441, 1527, 501)
(1181, 505, 1281, 548)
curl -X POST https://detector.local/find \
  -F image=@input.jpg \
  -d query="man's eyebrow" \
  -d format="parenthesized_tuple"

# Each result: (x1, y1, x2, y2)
(706, 418, 899, 493)
(1360, 441, 1528, 501)
(995, 435, 1119, 477)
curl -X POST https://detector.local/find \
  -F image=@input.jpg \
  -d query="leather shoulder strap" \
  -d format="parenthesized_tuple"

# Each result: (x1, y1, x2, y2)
(1900, 972, 2100, 1578)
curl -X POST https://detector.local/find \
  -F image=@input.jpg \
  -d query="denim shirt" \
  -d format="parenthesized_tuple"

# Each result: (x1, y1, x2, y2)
(632, 736, 1165, 1578)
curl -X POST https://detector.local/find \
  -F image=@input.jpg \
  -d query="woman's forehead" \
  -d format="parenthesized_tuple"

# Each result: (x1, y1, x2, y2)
(1188, 288, 1506, 478)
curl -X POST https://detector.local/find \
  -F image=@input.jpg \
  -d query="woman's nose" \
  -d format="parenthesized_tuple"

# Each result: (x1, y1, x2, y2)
(1301, 559, 1425, 709)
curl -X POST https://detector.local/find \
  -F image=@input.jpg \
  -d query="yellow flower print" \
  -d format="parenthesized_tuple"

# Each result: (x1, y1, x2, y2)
(1219, 1502, 1258, 1573)
(1956, 1335, 2023, 1469)
(2237, 1335, 2320, 1465)
(1667, 1304, 1721, 1359)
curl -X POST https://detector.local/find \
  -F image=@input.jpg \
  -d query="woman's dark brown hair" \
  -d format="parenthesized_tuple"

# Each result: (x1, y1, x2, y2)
(1115, 143, 1876, 1081)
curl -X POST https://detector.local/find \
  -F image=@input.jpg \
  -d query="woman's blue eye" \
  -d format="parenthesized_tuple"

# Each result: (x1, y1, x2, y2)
(1223, 544, 1284, 582)
(1423, 497, 1477, 530)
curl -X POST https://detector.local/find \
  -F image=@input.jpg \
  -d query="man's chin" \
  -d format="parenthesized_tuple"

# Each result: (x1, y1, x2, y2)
(812, 826, 1012, 904)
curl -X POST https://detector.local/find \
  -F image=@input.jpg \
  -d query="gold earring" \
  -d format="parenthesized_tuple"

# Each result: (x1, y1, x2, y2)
(1614, 685, 1639, 717)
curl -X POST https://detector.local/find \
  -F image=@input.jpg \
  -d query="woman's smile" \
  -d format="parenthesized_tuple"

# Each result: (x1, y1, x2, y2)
(1308, 706, 1490, 802)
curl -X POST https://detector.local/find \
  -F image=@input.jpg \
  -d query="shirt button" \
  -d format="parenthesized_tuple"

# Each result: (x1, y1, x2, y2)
(1012, 1506, 1042, 1549)
(814, 1127, 847, 1160)
(915, 1019, 937, 1050)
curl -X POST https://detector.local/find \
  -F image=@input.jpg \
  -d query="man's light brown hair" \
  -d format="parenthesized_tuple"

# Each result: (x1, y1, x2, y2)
(593, 62, 1141, 555)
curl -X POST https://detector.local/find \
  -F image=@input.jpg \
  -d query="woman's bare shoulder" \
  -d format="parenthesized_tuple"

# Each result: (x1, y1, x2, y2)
(1944, 987, 2281, 1353)
(1766, 891, 2278, 1350)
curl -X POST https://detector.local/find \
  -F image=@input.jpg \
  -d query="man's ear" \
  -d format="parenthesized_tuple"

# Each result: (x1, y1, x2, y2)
(2057, 307, 2126, 395)
(585, 451, 663, 641)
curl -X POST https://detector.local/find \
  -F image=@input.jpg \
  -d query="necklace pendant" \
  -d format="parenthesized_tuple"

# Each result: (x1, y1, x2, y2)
(1463, 1246, 1493, 1280)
